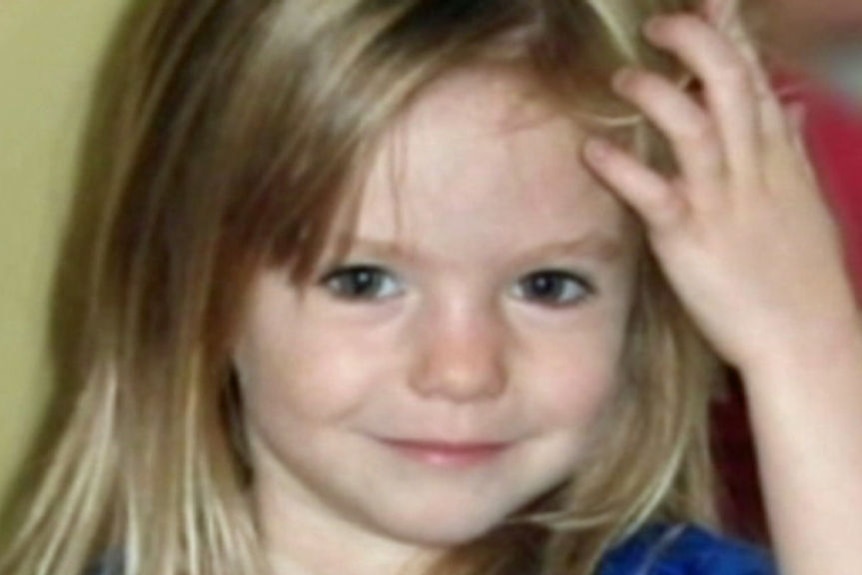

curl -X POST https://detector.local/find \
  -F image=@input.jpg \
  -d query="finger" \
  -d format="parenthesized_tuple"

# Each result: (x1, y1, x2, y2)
(612, 67, 727, 194)
(643, 14, 761, 188)
(583, 137, 688, 233)
(714, 4, 792, 143)
(700, 0, 737, 29)
(785, 103, 809, 157)
(701, 0, 773, 100)
(781, 103, 818, 186)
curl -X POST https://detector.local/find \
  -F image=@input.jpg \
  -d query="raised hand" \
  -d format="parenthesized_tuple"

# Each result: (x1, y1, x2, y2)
(583, 4, 862, 574)
(582, 3, 859, 374)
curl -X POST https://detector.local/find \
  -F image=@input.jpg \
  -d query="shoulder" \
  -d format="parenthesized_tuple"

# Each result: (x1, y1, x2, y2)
(600, 523, 779, 575)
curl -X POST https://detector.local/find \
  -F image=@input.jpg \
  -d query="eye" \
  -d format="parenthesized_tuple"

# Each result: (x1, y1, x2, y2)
(319, 265, 404, 301)
(511, 270, 594, 307)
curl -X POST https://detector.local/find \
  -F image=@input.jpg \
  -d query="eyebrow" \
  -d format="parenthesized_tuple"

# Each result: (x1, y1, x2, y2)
(515, 234, 625, 263)
(326, 231, 626, 265)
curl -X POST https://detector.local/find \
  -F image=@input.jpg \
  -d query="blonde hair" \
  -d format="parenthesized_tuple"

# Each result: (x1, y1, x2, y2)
(2, 1, 726, 574)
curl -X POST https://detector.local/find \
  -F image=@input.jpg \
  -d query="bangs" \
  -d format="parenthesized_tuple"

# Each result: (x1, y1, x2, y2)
(209, 0, 531, 284)
(209, 0, 697, 285)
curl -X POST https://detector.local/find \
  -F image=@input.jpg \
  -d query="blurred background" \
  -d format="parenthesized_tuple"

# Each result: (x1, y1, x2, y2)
(1, 0, 860, 531)
(759, 0, 862, 99)
(0, 0, 128, 526)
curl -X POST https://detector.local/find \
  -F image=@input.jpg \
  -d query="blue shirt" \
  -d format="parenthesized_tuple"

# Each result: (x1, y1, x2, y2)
(86, 523, 777, 574)
(600, 524, 778, 574)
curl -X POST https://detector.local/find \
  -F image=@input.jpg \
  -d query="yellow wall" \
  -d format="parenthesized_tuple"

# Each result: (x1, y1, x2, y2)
(0, 0, 128, 507)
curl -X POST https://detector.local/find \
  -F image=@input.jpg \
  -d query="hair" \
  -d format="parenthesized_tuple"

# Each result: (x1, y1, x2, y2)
(1, 1, 729, 574)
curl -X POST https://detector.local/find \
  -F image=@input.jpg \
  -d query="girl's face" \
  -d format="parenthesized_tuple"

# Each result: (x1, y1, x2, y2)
(234, 70, 638, 565)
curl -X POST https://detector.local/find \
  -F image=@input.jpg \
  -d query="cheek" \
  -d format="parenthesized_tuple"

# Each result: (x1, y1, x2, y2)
(234, 309, 398, 424)
(533, 354, 623, 431)
(518, 311, 629, 429)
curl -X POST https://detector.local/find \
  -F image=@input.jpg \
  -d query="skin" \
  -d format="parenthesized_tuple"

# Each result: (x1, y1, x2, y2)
(235, 1, 862, 574)
(234, 70, 638, 575)
(583, 1, 862, 574)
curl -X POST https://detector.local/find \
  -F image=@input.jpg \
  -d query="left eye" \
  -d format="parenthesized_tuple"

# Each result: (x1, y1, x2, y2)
(319, 265, 404, 301)
(511, 270, 593, 306)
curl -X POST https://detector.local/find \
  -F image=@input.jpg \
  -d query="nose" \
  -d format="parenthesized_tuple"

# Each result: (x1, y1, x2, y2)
(409, 302, 507, 402)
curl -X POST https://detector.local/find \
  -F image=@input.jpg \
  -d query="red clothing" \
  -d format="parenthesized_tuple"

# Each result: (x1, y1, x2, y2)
(714, 74, 862, 540)
(799, 83, 862, 291)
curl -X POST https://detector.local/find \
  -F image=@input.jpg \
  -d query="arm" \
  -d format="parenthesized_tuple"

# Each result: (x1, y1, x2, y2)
(744, 311, 862, 575)
(582, 1, 862, 574)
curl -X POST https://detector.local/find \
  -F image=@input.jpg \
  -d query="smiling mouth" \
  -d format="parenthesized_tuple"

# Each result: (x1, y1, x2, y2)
(380, 439, 510, 468)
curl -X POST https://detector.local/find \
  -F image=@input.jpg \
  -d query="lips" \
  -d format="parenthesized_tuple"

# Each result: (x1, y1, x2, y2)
(380, 438, 509, 467)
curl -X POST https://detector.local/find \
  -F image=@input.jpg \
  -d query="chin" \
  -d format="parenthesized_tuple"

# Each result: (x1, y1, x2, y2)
(359, 491, 535, 548)
(351, 454, 578, 548)
(378, 518, 501, 548)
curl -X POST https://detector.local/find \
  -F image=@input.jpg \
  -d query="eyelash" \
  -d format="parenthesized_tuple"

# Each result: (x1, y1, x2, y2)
(319, 265, 404, 301)
(319, 265, 595, 306)
(510, 270, 595, 307)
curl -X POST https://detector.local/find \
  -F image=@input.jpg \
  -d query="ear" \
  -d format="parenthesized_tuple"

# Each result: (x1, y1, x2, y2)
(700, 0, 738, 29)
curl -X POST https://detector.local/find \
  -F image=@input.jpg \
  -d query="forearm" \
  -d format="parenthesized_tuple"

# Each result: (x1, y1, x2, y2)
(742, 320, 862, 575)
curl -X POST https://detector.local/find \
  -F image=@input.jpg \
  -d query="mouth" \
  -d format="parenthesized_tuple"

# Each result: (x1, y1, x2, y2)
(379, 439, 510, 468)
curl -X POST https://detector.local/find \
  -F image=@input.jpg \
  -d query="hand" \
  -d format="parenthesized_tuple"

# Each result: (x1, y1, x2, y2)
(582, 2, 860, 373)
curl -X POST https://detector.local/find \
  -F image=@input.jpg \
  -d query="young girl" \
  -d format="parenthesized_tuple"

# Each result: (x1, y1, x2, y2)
(2, 0, 860, 574)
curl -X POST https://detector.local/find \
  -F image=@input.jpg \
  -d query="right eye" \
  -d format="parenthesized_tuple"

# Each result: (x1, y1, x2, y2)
(319, 265, 404, 301)
(510, 269, 594, 307)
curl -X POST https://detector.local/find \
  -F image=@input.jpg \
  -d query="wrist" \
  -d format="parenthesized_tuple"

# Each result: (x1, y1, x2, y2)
(736, 313, 862, 388)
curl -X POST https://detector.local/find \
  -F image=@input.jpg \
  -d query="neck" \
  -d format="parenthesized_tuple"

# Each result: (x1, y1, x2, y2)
(260, 516, 434, 575)
(264, 543, 433, 575)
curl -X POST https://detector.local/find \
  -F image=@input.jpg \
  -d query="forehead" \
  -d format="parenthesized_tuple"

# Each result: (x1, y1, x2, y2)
(350, 68, 632, 262)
